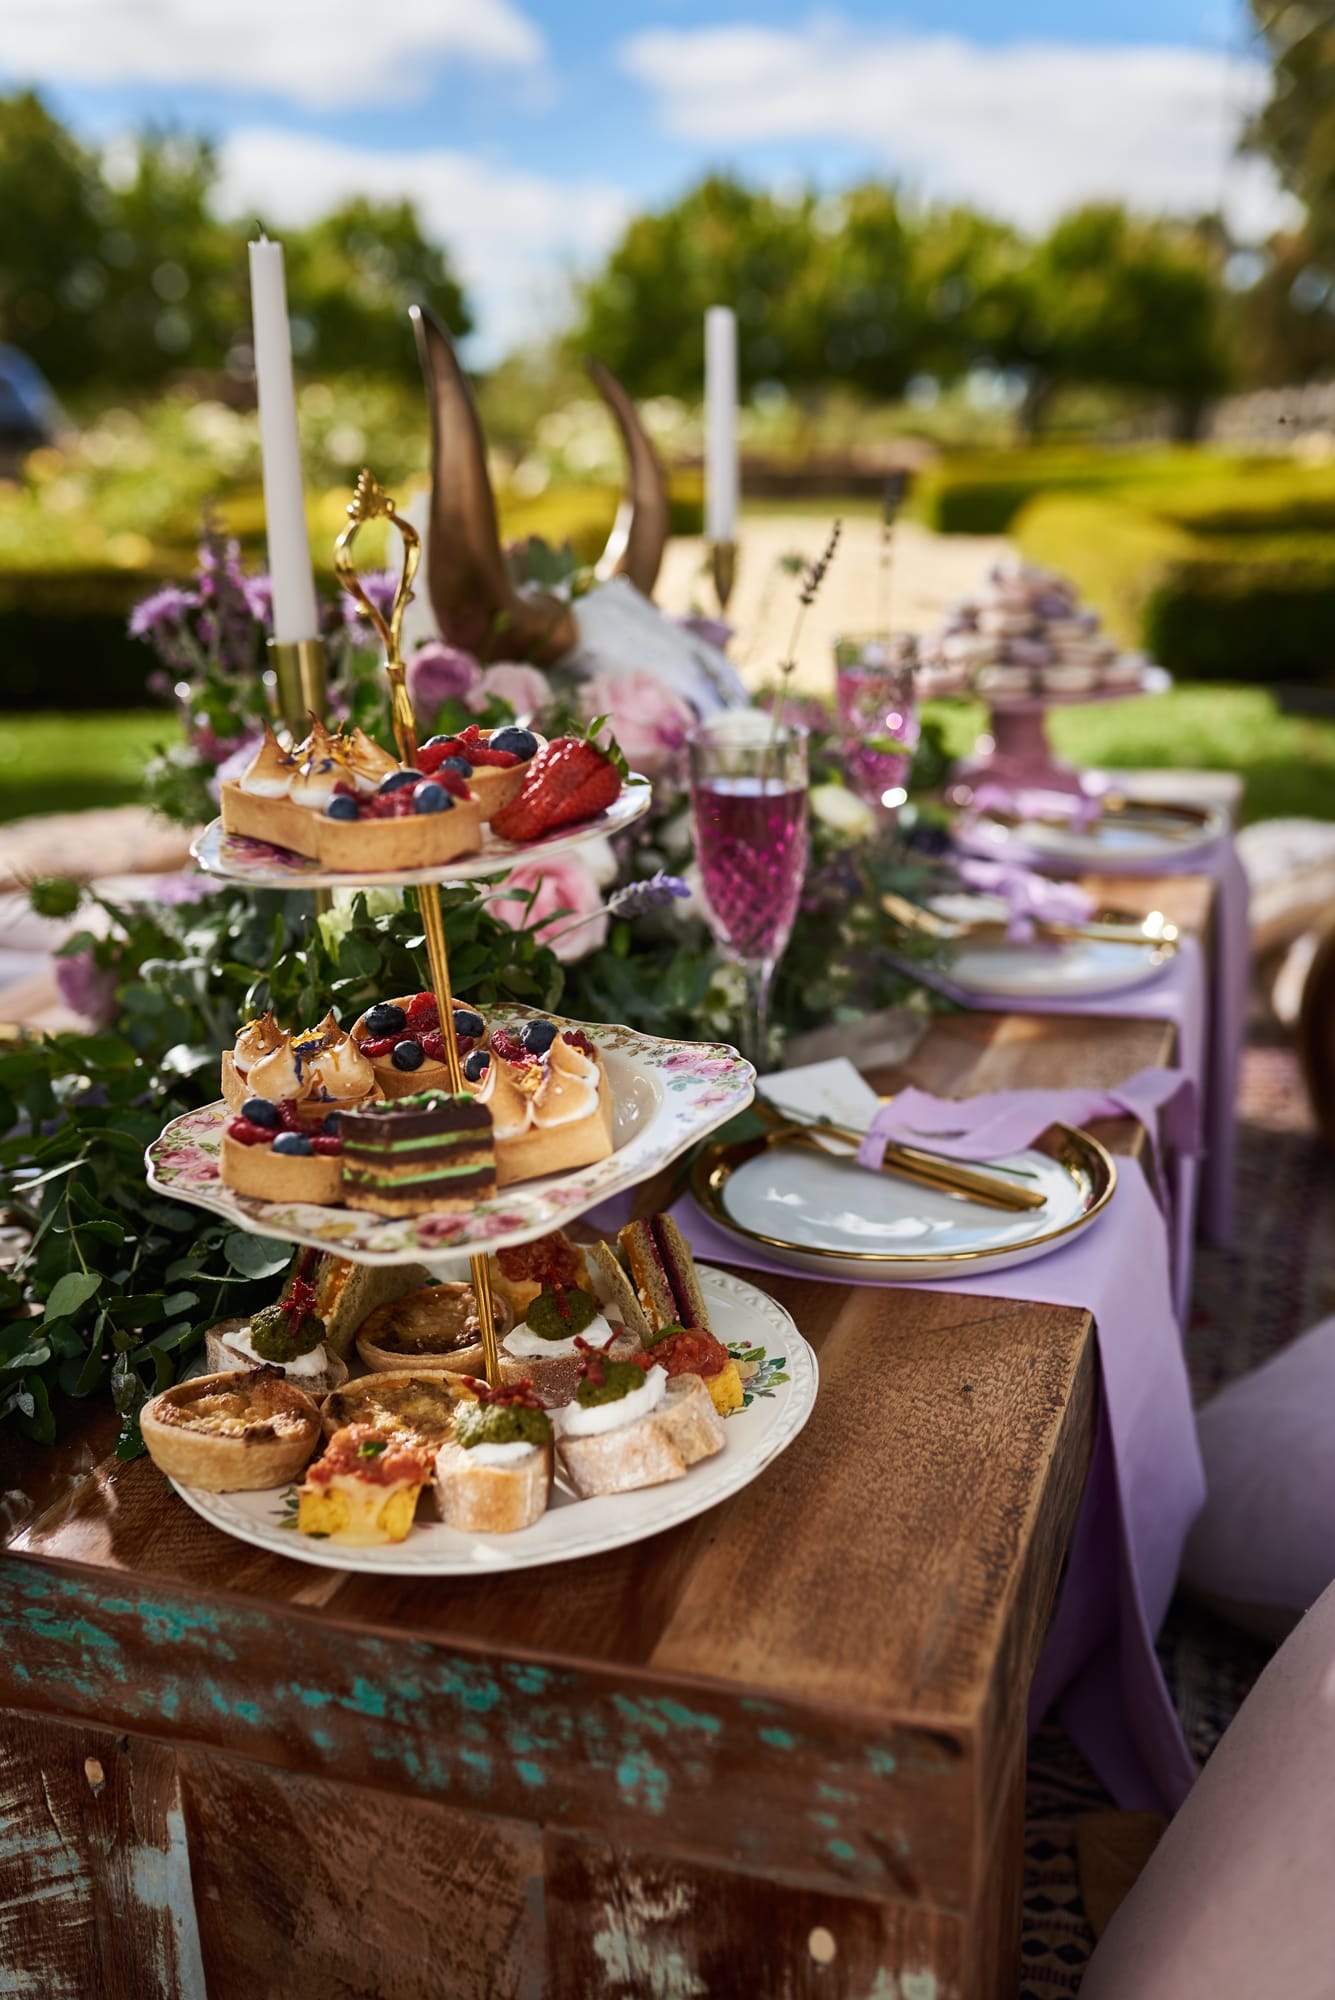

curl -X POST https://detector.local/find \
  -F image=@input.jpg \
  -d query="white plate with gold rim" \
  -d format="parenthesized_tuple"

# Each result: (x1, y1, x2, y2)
(145, 1008, 755, 1263)
(966, 796, 1225, 869)
(189, 775, 651, 890)
(169, 1268, 817, 1575)
(690, 1123, 1115, 1283)
(946, 935, 1175, 999)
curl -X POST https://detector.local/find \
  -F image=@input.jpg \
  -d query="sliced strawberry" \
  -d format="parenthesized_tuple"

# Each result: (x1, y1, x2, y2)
(418, 740, 464, 774)
(490, 738, 621, 843)
(436, 767, 472, 800)
(462, 742, 520, 768)
(405, 992, 439, 1029)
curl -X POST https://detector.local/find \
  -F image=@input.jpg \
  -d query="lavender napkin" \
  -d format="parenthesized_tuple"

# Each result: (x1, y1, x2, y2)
(674, 1067, 1205, 1813)
(952, 857, 1095, 940)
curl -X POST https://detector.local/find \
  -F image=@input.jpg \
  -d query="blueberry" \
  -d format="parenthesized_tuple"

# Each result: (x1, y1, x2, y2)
(272, 1132, 314, 1156)
(364, 1002, 406, 1037)
(378, 768, 425, 795)
(413, 780, 453, 815)
(440, 756, 472, 778)
(322, 1110, 342, 1135)
(391, 1039, 425, 1071)
(240, 1096, 281, 1128)
(453, 1006, 485, 1041)
(490, 726, 538, 759)
(520, 1019, 559, 1055)
(462, 1048, 491, 1083)
(325, 793, 359, 820)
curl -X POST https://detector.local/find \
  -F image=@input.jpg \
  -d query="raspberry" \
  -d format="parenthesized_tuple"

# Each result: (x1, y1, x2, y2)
(278, 1100, 306, 1131)
(491, 1028, 537, 1066)
(310, 1134, 343, 1156)
(419, 1028, 448, 1063)
(562, 1029, 599, 1059)
(405, 992, 439, 1029)
(436, 767, 472, 799)
(227, 1117, 275, 1147)
(361, 1035, 400, 1059)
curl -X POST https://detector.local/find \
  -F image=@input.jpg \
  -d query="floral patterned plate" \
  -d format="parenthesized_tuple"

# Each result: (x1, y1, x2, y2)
(145, 1009, 755, 1261)
(170, 1267, 817, 1576)
(189, 777, 652, 890)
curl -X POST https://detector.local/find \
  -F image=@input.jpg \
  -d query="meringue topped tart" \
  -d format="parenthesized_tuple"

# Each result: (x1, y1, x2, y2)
(434, 1378, 555, 1534)
(219, 720, 483, 871)
(141, 1366, 321, 1492)
(473, 1021, 614, 1186)
(221, 1010, 375, 1115)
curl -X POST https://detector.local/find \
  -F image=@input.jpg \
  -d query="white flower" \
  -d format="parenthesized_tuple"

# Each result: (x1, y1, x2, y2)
(809, 783, 878, 841)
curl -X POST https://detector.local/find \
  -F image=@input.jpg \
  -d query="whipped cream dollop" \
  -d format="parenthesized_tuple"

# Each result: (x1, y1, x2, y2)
(503, 1310, 616, 1361)
(556, 1364, 666, 1438)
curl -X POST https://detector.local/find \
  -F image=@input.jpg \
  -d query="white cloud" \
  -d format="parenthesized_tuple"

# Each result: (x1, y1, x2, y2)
(3, 0, 543, 109)
(622, 19, 1301, 242)
(217, 129, 630, 358)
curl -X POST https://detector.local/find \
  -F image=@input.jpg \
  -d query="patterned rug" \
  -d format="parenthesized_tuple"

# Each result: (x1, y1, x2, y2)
(1019, 1022, 1335, 1998)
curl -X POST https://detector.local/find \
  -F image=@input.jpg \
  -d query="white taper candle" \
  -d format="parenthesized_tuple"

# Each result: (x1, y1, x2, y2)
(248, 237, 320, 645)
(704, 304, 738, 544)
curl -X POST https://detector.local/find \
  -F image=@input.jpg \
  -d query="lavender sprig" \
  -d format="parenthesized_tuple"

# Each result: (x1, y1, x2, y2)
(768, 519, 841, 753)
(607, 873, 691, 919)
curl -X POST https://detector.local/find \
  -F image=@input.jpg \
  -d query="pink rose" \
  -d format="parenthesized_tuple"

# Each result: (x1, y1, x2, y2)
(407, 642, 484, 727)
(480, 662, 550, 722)
(489, 853, 608, 964)
(577, 668, 694, 776)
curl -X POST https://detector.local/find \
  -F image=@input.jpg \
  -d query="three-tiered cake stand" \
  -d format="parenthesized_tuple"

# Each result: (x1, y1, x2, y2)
(144, 471, 817, 1574)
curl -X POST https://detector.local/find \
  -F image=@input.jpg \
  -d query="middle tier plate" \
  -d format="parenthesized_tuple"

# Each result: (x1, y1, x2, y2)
(190, 775, 651, 890)
(145, 1011, 755, 1262)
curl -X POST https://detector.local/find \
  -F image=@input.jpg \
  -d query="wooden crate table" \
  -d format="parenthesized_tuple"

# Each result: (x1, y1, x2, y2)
(0, 880, 1211, 2000)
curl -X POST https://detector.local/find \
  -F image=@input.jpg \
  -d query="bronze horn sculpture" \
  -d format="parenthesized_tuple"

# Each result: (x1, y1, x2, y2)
(410, 303, 576, 663)
(588, 358, 669, 597)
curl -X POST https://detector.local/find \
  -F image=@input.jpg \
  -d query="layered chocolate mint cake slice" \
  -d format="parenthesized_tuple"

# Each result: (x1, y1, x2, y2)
(341, 1091, 495, 1217)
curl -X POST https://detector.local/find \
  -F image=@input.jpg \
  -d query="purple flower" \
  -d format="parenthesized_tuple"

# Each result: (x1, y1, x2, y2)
(128, 585, 199, 641)
(55, 950, 116, 1027)
(407, 642, 484, 726)
(607, 873, 691, 919)
(341, 569, 401, 627)
(242, 572, 273, 630)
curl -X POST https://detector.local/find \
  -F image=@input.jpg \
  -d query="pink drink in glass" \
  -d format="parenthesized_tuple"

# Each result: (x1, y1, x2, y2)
(693, 776, 808, 962)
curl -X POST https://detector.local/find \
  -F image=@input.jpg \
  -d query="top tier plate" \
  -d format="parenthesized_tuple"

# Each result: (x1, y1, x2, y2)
(190, 777, 652, 890)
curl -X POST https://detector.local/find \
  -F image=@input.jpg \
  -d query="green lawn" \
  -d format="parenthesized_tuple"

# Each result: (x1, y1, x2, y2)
(1, 690, 1333, 827)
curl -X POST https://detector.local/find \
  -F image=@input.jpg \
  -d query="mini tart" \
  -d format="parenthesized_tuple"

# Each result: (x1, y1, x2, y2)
(355, 1281, 514, 1376)
(434, 1434, 553, 1534)
(204, 1316, 349, 1397)
(298, 1424, 433, 1547)
(316, 792, 482, 872)
(141, 1366, 321, 1493)
(447, 731, 546, 824)
(219, 1128, 344, 1207)
(476, 1031, 615, 1188)
(350, 994, 490, 1102)
(320, 1369, 465, 1448)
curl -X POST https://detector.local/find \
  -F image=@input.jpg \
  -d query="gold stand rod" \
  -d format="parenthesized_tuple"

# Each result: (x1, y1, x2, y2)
(334, 469, 501, 1386)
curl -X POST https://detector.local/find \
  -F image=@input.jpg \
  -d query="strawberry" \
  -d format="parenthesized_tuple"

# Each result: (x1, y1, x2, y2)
(418, 739, 465, 773)
(489, 738, 620, 843)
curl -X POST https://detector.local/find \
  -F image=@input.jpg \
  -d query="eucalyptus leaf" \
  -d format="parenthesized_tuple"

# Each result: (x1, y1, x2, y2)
(43, 1271, 103, 1320)
(224, 1233, 294, 1279)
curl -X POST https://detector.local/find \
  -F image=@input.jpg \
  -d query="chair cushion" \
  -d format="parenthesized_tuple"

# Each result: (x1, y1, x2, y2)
(1081, 1575, 1335, 1999)
(1181, 1316, 1335, 1627)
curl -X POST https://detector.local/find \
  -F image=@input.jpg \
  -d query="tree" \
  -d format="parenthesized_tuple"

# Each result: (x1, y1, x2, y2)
(572, 175, 816, 398)
(1015, 206, 1229, 436)
(1248, 1, 1335, 257)
(0, 91, 107, 389)
(908, 206, 1030, 382)
(283, 198, 471, 380)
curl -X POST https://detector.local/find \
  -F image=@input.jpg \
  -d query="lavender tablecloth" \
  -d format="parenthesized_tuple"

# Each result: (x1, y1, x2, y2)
(956, 821, 1248, 1251)
(672, 1068, 1206, 1814)
(923, 939, 1205, 1323)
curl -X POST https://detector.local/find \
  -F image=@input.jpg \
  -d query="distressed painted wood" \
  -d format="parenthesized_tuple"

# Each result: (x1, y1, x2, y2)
(0, 882, 1209, 2000)
(0, 1712, 204, 2000)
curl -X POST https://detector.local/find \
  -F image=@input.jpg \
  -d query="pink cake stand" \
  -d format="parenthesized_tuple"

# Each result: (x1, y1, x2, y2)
(950, 666, 1170, 800)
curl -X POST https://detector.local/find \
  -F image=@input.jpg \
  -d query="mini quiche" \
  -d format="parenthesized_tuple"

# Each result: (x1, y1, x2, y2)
(141, 1366, 321, 1492)
(355, 1281, 514, 1376)
(320, 1369, 465, 1449)
(297, 1423, 434, 1547)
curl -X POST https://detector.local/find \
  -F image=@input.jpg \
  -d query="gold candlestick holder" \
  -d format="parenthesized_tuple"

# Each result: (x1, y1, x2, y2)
(708, 538, 737, 616)
(334, 467, 502, 1387)
(268, 635, 329, 736)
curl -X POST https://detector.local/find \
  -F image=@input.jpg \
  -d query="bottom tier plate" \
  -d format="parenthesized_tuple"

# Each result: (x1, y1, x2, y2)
(170, 1268, 817, 1575)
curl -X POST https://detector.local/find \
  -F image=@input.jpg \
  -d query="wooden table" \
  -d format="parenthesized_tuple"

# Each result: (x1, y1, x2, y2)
(0, 876, 1210, 2000)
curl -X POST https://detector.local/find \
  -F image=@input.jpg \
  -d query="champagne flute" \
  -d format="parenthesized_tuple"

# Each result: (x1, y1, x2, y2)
(689, 714, 809, 1069)
(834, 633, 920, 819)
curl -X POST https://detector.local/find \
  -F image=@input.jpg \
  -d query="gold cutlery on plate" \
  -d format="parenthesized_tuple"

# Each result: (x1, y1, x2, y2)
(753, 1094, 1048, 1214)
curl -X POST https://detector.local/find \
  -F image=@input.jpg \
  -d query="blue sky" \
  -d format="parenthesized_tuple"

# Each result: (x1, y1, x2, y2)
(4, 0, 1288, 357)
